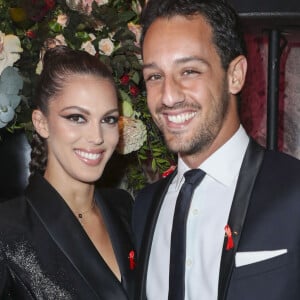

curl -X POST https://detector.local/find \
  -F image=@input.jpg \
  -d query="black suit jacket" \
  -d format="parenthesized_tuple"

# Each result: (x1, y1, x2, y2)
(0, 174, 135, 299)
(132, 139, 300, 300)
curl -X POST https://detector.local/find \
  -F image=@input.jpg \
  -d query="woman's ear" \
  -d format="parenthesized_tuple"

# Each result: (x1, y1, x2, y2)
(227, 55, 247, 95)
(32, 109, 49, 139)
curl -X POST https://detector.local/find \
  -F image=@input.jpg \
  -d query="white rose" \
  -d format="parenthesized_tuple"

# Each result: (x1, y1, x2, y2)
(95, 0, 109, 4)
(89, 33, 96, 41)
(57, 14, 68, 28)
(0, 31, 23, 75)
(98, 38, 114, 56)
(55, 35, 67, 46)
(81, 41, 96, 56)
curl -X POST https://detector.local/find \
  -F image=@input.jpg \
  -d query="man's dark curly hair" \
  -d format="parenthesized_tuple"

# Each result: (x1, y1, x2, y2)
(140, 0, 246, 70)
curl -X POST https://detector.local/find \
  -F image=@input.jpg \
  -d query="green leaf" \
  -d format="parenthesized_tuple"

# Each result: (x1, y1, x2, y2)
(113, 27, 135, 42)
(131, 71, 140, 85)
(48, 20, 62, 33)
(119, 90, 132, 102)
(75, 31, 90, 41)
(117, 10, 136, 24)
(121, 100, 134, 117)
(151, 159, 157, 172)
(137, 153, 147, 160)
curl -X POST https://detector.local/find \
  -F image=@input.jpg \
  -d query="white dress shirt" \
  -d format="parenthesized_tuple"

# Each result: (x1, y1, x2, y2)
(146, 126, 249, 300)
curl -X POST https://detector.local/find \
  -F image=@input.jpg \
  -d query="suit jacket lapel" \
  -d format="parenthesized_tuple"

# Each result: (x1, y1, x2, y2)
(136, 170, 177, 300)
(218, 139, 265, 300)
(26, 175, 129, 300)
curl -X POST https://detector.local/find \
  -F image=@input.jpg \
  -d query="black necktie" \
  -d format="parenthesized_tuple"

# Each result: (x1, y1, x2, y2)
(168, 169, 206, 300)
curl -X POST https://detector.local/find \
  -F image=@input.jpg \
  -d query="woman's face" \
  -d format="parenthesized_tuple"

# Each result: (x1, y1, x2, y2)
(35, 74, 119, 185)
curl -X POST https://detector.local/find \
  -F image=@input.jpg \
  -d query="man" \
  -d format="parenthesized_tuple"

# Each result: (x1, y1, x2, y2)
(132, 0, 300, 299)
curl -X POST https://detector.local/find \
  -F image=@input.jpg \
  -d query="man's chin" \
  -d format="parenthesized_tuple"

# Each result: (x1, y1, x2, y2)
(164, 137, 187, 153)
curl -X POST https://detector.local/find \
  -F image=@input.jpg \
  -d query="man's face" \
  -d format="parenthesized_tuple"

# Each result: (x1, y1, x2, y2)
(142, 15, 240, 164)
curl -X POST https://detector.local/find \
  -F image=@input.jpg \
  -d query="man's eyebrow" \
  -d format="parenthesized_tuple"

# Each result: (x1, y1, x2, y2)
(142, 62, 158, 71)
(142, 56, 209, 71)
(174, 56, 209, 65)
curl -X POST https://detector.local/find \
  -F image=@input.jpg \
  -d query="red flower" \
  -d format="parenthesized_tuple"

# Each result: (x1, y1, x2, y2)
(29, 0, 56, 21)
(26, 30, 36, 39)
(31, 0, 55, 8)
(45, 0, 56, 9)
(120, 74, 130, 85)
(129, 85, 139, 97)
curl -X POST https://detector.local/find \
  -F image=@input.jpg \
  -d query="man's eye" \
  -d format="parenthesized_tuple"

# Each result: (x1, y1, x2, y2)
(145, 74, 161, 81)
(101, 116, 119, 124)
(183, 69, 199, 75)
(65, 114, 86, 123)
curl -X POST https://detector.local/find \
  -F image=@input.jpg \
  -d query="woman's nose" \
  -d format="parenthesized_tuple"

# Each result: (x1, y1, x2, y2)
(87, 123, 104, 145)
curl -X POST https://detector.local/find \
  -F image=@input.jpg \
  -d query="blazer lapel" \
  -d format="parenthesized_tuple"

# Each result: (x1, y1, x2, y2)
(218, 139, 265, 300)
(26, 175, 129, 300)
(136, 170, 177, 300)
(95, 189, 135, 298)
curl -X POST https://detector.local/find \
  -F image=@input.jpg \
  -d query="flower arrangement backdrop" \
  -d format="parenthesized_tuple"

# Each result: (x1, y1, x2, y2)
(0, 0, 176, 194)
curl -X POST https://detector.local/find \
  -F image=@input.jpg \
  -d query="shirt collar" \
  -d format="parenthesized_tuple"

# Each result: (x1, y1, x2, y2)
(174, 125, 249, 189)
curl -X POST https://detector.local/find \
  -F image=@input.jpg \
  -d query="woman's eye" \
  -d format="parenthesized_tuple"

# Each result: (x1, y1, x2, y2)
(101, 115, 119, 124)
(65, 114, 86, 123)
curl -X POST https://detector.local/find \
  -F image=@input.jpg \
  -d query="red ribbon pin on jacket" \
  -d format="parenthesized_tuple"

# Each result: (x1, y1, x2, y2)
(128, 250, 135, 270)
(224, 224, 234, 250)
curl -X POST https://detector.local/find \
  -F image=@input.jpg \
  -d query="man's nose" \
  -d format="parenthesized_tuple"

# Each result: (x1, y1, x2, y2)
(161, 76, 185, 107)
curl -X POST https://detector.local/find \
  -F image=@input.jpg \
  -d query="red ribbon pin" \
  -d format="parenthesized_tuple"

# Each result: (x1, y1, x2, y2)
(128, 250, 136, 270)
(224, 224, 234, 250)
(162, 165, 176, 178)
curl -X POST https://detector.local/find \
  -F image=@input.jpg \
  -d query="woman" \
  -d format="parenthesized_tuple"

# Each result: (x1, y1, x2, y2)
(0, 46, 135, 299)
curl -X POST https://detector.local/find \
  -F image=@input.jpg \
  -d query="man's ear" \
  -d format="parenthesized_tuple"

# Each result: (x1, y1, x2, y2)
(32, 109, 49, 139)
(227, 55, 247, 95)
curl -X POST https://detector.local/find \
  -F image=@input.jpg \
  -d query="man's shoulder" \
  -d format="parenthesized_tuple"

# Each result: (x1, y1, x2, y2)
(136, 178, 165, 196)
(135, 172, 175, 204)
(248, 138, 300, 171)
(263, 149, 300, 170)
(257, 149, 300, 188)
(133, 175, 172, 217)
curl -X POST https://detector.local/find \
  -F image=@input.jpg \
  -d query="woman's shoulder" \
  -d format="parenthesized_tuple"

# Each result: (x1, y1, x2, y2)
(0, 196, 27, 219)
(0, 196, 30, 246)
